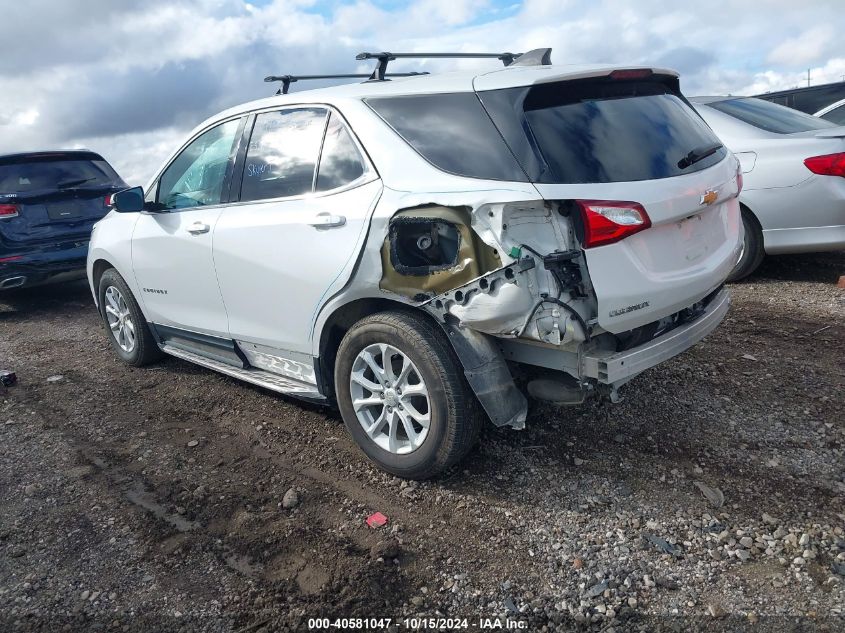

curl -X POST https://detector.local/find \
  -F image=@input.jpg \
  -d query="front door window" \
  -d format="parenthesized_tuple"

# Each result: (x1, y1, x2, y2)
(158, 118, 241, 210)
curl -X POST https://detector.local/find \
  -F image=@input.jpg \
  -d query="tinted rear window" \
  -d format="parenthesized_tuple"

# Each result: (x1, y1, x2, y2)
(0, 156, 122, 194)
(708, 97, 836, 134)
(480, 79, 727, 184)
(365, 93, 528, 182)
(820, 104, 845, 126)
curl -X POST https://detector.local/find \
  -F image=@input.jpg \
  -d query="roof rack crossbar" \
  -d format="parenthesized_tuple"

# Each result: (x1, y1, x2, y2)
(264, 72, 429, 95)
(356, 51, 521, 81)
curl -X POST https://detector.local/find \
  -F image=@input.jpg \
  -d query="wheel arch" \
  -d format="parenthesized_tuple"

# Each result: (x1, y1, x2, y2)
(739, 200, 766, 253)
(90, 257, 151, 322)
(91, 258, 114, 291)
(739, 201, 761, 228)
(316, 296, 527, 430)
(316, 296, 427, 399)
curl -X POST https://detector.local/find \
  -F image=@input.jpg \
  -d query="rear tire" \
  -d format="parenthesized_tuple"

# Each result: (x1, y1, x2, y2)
(334, 310, 481, 480)
(727, 209, 765, 282)
(98, 269, 163, 366)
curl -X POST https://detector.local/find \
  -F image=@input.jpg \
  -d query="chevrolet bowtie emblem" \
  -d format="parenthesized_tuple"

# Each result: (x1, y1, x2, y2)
(700, 190, 718, 205)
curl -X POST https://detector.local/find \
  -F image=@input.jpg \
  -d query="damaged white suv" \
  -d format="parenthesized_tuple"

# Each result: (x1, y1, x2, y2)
(88, 50, 743, 479)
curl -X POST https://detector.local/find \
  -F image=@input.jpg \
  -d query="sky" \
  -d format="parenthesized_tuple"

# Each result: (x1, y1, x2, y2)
(1, 0, 843, 184)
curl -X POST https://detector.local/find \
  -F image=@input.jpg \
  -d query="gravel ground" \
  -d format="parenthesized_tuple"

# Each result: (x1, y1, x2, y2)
(1, 252, 843, 633)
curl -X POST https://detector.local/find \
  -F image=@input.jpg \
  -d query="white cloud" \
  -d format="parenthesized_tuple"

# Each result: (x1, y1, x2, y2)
(745, 57, 845, 95)
(767, 25, 835, 67)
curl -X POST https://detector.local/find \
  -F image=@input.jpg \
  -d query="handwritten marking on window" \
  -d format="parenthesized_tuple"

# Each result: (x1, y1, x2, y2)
(246, 163, 271, 178)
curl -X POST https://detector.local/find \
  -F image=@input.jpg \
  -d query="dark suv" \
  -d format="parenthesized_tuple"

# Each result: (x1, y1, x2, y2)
(0, 150, 126, 290)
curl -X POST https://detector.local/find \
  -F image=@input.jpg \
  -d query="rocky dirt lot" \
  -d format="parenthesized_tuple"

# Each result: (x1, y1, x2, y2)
(1, 253, 843, 633)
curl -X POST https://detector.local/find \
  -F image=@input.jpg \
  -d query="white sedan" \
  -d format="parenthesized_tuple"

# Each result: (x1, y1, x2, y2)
(692, 96, 845, 280)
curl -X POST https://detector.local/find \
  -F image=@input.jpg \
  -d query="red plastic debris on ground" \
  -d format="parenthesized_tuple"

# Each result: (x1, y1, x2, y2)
(366, 512, 388, 528)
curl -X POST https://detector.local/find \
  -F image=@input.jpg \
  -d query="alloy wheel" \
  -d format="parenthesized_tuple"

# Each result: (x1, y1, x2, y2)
(104, 285, 136, 353)
(349, 343, 431, 454)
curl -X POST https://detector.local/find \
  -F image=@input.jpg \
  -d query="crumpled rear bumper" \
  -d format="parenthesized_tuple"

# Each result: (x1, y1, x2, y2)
(581, 288, 730, 385)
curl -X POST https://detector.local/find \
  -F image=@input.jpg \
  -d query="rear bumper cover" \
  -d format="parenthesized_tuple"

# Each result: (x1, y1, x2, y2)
(582, 288, 730, 385)
(0, 244, 88, 288)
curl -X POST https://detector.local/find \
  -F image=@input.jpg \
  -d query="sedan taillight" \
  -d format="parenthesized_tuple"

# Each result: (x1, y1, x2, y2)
(0, 204, 19, 218)
(576, 200, 651, 248)
(804, 152, 845, 177)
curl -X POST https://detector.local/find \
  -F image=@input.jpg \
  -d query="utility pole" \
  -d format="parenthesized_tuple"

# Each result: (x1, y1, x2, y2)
(807, 68, 810, 87)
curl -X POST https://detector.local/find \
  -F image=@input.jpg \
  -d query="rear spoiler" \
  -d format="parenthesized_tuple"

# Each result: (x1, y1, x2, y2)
(814, 127, 845, 138)
(473, 65, 680, 92)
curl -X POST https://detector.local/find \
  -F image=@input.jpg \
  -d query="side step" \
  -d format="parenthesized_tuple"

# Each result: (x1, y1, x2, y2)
(161, 344, 325, 401)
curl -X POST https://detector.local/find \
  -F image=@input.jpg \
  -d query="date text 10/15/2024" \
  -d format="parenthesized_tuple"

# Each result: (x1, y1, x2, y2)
(308, 617, 528, 630)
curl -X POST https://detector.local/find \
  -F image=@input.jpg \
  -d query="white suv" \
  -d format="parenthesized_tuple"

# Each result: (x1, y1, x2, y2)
(88, 51, 743, 479)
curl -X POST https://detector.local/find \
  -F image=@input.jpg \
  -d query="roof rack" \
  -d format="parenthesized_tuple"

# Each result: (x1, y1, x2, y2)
(355, 49, 552, 80)
(264, 72, 429, 95)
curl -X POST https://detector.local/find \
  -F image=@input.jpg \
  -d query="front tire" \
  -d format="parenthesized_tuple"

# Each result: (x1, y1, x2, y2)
(727, 209, 765, 282)
(334, 311, 481, 480)
(98, 269, 163, 366)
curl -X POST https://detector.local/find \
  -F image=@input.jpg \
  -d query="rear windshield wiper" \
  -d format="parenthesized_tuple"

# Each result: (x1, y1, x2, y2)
(677, 143, 723, 169)
(57, 177, 97, 189)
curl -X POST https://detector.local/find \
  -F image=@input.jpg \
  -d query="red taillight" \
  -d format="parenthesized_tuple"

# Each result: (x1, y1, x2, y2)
(104, 194, 114, 207)
(576, 200, 651, 248)
(0, 255, 24, 263)
(804, 152, 845, 177)
(609, 69, 653, 80)
(0, 204, 19, 218)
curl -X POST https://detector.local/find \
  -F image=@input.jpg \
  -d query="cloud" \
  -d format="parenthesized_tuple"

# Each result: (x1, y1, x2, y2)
(655, 47, 715, 77)
(0, 0, 842, 183)
(767, 25, 835, 67)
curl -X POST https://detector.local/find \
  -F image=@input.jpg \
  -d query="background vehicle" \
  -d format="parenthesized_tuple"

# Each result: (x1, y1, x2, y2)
(754, 80, 845, 115)
(691, 96, 845, 280)
(89, 52, 742, 479)
(0, 150, 126, 290)
(815, 98, 845, 125)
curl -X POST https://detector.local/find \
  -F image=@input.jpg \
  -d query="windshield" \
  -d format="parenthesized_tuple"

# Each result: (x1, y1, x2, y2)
(708, 97, 837, 134)
(480, 78, 727, 184)
(0, 156, 122, 194)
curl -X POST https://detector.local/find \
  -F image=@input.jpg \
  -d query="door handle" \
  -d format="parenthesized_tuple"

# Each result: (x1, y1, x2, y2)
(187, 221, 210, 235)
(307, 212, 346, 229)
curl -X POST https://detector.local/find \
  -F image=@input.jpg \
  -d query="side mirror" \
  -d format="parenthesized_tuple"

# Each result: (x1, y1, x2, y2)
(108, 186, 145, 213)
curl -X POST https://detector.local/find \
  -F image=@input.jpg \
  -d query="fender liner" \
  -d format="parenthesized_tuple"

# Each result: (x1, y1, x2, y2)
(438, 320, 527, 429)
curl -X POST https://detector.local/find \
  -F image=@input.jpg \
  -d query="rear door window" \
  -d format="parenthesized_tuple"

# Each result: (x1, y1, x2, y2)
(240, 108, 328, 202)
(480, 79, 728, 184)
(315, 113, 368, 192)
(708, 97, 837, 134)
(365, 93, 528, 182)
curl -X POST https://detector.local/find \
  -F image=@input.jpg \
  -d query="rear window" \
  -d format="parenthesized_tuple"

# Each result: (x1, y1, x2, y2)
(480, 79, 727, 184)
(0, 154, 122, 194)
(708, 97, 837, 134)
(820, 104, 845, 126)
(365, 93, 528, 182)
